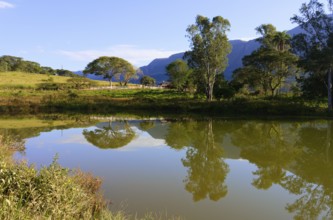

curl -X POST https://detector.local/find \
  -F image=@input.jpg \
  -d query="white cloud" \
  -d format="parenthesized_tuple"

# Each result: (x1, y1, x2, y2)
(238, 37, 256, 42)
(0, 1, 14, 9)
(58, 45, 182, 67)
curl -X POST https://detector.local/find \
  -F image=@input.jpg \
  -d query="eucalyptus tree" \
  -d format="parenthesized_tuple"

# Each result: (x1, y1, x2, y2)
(233, 24, 298, 96)
(185, 15, 231, 101)
(83, 56, 135, 88)
(291, 0, 333, 111)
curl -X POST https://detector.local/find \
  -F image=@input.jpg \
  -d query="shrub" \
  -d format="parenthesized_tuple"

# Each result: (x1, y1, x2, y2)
(0, 156, 108, 219)
(0, 136, 109, 219)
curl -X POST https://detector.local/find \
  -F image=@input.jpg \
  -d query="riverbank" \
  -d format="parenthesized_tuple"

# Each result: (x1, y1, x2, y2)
(0, 88, 330, 118)
(0, 134, 113, 219)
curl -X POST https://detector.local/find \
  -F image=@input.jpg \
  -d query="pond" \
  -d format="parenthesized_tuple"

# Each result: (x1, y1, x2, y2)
(2, 116, 333, 219)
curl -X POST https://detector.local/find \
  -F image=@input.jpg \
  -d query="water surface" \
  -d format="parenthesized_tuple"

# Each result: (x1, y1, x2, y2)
(2, 116, 332, 220)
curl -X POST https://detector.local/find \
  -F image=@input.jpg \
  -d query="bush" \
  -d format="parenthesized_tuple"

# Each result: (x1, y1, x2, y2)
(0, 156, 108, 219)
(37, 82, 62, 90)
(67, 77, 97, 89)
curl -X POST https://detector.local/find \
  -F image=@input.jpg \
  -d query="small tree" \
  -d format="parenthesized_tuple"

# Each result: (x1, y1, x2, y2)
(166, 59, 192, 91)
(67, 77, 97, 89)
(140, 76, 156, 87)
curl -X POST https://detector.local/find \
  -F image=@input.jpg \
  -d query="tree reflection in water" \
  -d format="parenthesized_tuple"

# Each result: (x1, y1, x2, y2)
(281, 120, 333, 220)
(231, 121, 303, 189)
(83, 120, 135, 149)
(0, 130, 26, 160)
(166, 120, 232, 202)
(165, 119, 333, 218)
(3, 118, 333, 218)
(230, 120, 333, 219)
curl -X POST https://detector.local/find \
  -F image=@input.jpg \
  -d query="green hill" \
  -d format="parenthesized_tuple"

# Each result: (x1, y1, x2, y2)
(0, 71, 110, 89)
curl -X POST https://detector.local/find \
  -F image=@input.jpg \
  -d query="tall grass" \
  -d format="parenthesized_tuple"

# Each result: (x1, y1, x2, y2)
(0, 134, 114, 219)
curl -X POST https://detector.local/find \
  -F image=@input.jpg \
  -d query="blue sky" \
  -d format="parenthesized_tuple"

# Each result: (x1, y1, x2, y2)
(0, 0, 326, 71)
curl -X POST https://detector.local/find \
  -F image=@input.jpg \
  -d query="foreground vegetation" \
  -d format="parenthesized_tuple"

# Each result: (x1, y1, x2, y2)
(0, 133, 184, 219)
(0, 135, 114, 219)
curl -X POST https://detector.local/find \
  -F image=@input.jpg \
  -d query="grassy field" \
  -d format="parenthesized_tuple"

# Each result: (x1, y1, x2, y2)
(0, 71, 110, 89)
(0, 71, 331, 117)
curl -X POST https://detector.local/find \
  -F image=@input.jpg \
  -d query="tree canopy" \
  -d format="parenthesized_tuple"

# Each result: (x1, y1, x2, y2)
(166, 59, 192, 91)
(83, 56, 135, 87)
(291, 0, 333, 110)
(140, 75, 156, 87)
(233, 24, 298, 96)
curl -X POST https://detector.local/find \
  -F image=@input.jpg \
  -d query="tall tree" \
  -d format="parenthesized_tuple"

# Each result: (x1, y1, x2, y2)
(83, 56, 135, 88)
(185, 15, 231, 101)
(291, 0, 333, 111)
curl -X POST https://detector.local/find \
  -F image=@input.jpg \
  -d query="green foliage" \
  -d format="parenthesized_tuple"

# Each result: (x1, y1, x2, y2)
(166, 59, 193, 91)
(185, 15, 231, 101)
(213, 76, 236, 100)
(37, 83, 62, 91)
(0, 137, 109, 219)
(0, 55, 73, 76)
(291, 0, 333, 110)
(66, 76, 97, 89)
(140, 75, 156, 87)
(233, 24, 298, 96)
(55, 69, 77, 77)
(297, 73, 328, 99)
(83, 56, 135, 87)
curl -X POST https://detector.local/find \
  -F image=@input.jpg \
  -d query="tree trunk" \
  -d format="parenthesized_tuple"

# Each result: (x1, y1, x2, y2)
(271, 89, 275, 97)
(206, 81, 214, 101)
(326, 120, 332, 163)
(109, 80, 113, 89)
(328, 66, 332, 112)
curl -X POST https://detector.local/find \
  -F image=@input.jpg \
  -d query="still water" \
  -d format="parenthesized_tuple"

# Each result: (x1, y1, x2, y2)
(2, 116, 333, 219)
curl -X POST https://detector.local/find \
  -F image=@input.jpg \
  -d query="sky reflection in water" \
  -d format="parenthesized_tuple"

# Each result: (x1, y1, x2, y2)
(9, 118, 333, 220)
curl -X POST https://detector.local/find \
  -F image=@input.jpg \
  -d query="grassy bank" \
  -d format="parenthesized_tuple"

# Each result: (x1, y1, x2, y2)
(0, 71, 331, 117)
(0, 88, 330, 117)
(0, 134, 114, 219)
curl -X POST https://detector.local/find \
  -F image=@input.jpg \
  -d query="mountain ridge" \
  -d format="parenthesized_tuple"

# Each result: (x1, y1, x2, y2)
(139, 25, 302, 83)
(139, 39, 260, 82)
(78, 25, 301, 83)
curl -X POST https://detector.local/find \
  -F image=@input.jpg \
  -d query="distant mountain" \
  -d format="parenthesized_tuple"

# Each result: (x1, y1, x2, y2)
(77, 25, 302, 84)
(74, 71, 106, 81)
(139, 26, 303, 83)
(139, 53, 185, 83)
(140, 40, 260, 82)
